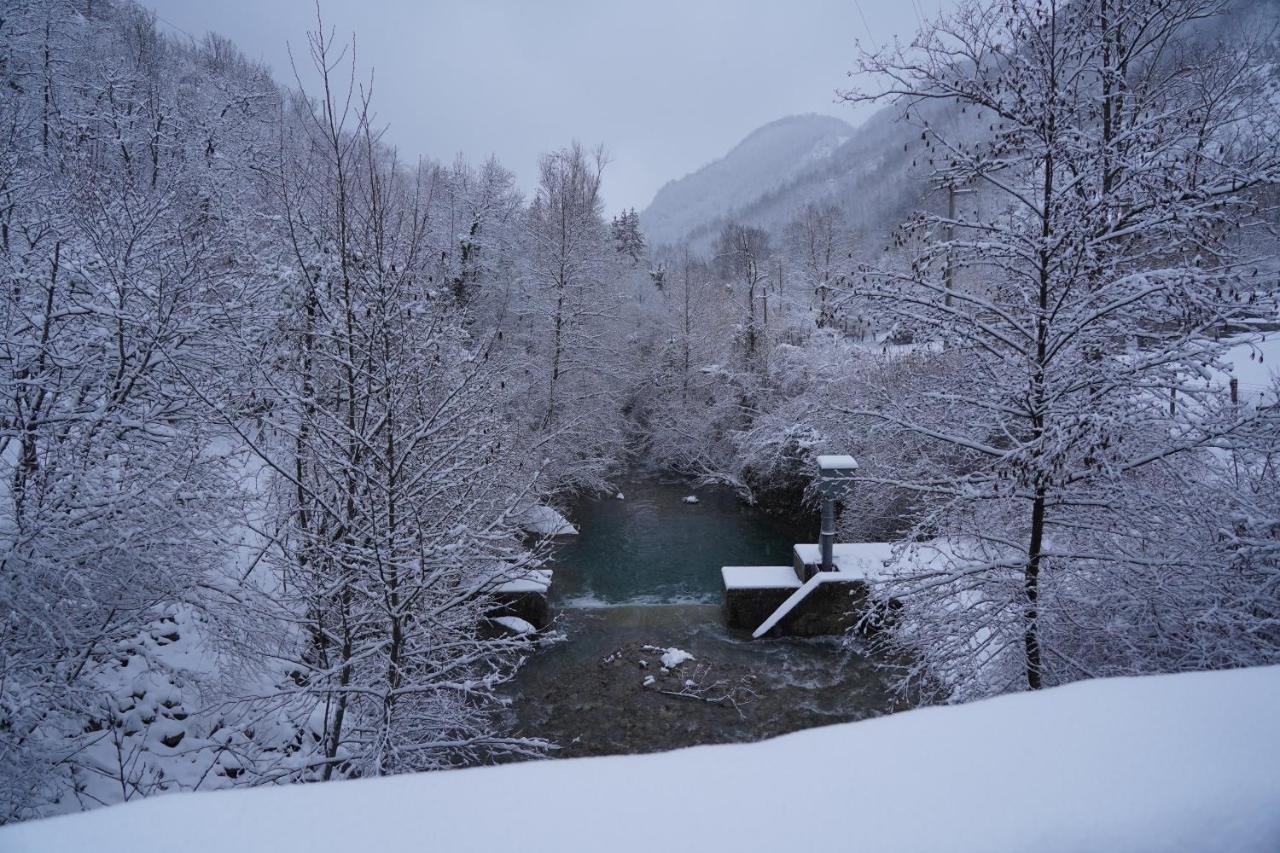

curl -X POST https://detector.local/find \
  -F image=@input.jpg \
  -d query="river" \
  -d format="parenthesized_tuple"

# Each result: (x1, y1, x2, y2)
(502, 477, 906, 758)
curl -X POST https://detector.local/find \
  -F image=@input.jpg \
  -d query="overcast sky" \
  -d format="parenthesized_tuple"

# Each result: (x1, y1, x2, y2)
(144, 0, 947, 214)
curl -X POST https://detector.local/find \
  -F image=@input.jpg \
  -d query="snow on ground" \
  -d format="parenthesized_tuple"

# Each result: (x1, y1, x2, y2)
(519, 504, 578, 536)
(851, 338, 946, 358)
(5, 665, 1277, 853)
(640, 644, 695, 668)
(1222, 334, 1280, 404)
(27, 602, 290, 818)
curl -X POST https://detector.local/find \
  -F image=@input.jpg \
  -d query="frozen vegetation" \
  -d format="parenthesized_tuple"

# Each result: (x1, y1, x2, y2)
(2, 0, 1279, 843)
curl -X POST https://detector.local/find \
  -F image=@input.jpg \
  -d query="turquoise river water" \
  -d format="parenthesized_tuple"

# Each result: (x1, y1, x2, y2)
(503, 477, 904, 758)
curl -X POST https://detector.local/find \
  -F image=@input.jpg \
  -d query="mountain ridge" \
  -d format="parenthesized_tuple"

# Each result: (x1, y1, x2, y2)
(639, 113, 854, 247)
(641, 0, 1280, 254)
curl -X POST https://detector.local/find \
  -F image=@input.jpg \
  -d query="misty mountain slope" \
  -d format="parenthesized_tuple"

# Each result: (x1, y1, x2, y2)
(645, 0, 1280, 255)
(639, 113, 853, 246)
(709, 100, 950, 249)
(640, 96, 971, 254)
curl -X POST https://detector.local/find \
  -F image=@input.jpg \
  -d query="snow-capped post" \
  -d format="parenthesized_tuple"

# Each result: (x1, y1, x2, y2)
(816, 455, 858, 574)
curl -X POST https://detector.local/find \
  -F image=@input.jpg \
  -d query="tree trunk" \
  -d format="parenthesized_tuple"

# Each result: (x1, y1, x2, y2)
(1025, 486, 1045, 690)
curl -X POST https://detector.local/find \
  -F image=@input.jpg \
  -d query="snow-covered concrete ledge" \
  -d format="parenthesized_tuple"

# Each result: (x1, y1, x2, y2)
(792, 541, 897, 579)
(721, 565, 802, 590)
(720, 565, 803, 633)
(6, 666, 1278, 853)
(723, 543, 901, 636)
(752, 571, 851, 638)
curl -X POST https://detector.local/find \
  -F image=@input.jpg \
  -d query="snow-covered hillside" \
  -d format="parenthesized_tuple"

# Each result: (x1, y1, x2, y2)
(641, 0, 1280, 254)
(639, 114, 853, 246)
(6, 665, 1278, 853)
(638, 97, 973, 254)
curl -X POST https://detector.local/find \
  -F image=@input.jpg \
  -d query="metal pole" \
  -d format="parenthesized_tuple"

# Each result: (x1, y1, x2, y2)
(820, 496, 835, 573)
(945, 186, 956, 308)
(945, 186, 977, 309)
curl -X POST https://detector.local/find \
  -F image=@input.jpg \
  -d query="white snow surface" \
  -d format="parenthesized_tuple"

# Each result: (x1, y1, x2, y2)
(659, 648, 694, 669)
(1222, 334, 1280, 404)
(492, 616, 536, 635)
(721, 565, 801, 589)
(494, 568, 552, 594)
(519, 505, 578, 536)
(816, 453, 858, 471)
(792, 541, 898, 579)
(6, 666, 1278, 853)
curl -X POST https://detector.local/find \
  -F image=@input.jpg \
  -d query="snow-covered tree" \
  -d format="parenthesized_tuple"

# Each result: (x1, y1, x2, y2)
(515, 143, 626, 492)
(0, 1, 274, 819)
(207, 24, 549, 778)
(0, 3, 554, 818)
(784, 203, 856, 330)
(436, 155, 522, 311)
(842, 0, 1280, 697)
(638, 245, 744, 478)
(611, 207, 646, 263)
(712, 222, 773, 378)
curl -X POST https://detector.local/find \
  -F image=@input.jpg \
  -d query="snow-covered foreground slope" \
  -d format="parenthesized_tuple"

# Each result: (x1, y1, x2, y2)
(6, 666, 1278, 853)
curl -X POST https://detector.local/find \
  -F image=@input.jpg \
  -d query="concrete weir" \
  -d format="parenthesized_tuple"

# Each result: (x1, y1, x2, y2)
(722, 543, 895, 638)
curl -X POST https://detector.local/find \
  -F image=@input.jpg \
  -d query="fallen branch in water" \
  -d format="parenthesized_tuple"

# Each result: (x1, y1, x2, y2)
(653, 663, 758, 718)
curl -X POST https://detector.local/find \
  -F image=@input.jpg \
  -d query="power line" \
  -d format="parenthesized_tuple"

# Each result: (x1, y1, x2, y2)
(152, 12, 196, 42)
(910, 0, 928, 30)
(852, 0, 877, 45)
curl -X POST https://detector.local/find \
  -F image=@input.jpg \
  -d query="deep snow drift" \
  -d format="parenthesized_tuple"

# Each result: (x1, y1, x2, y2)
(4, 665, 1278, 853)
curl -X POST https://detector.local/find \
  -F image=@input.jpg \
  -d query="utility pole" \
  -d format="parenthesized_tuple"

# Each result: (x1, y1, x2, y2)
(945, 185, 977, 307)
(761, 266, 770, 384)
(681, 249, 691, 405)
(777, 258, 785, 316)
